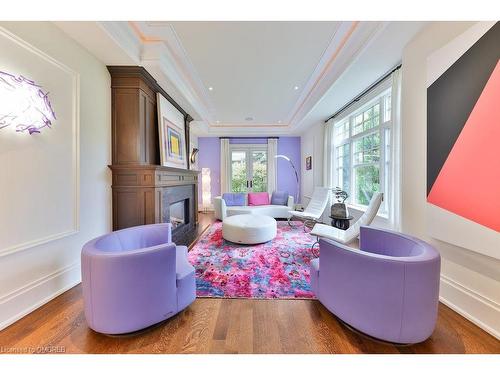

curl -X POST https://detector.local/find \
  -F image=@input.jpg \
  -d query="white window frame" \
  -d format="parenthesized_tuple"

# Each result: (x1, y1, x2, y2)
(332, 79, 392, 217)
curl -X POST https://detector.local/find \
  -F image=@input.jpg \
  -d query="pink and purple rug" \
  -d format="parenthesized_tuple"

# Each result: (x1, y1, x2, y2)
(188, 221, 317, 299)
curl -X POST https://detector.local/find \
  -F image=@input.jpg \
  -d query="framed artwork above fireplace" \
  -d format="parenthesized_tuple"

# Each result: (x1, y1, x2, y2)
(157, 92, 188, 170)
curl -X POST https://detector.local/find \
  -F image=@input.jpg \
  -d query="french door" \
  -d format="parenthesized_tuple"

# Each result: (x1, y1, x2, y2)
(230, 145, 267, 193)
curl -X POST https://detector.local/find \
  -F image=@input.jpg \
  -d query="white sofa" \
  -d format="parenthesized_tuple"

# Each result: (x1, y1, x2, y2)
(213, 193, 294, 221)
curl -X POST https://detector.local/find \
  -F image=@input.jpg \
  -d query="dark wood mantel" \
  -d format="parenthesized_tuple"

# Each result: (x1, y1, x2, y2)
(108, 66, 199, 245)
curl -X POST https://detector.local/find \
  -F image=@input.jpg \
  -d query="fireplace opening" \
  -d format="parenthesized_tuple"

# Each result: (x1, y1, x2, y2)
(170, 199, 187, 229)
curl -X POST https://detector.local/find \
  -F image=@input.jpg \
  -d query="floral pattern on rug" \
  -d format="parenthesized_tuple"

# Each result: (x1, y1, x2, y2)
(188, 221, 317, 299)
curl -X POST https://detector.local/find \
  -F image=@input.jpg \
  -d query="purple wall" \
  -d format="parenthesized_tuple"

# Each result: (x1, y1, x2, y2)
(277, 137, 301, 201)
(197, 137, 301, 205)
(197, 137, 221, 206)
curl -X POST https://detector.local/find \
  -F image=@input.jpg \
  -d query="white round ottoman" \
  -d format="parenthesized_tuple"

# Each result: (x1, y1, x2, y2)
(222, 214, 277, 244)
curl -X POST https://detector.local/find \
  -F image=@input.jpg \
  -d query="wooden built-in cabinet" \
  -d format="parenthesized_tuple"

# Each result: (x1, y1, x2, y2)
(107, 66, 199, 245)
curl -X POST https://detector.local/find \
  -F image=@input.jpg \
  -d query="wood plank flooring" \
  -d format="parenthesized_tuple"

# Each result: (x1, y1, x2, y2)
(0, 214, 498, 354)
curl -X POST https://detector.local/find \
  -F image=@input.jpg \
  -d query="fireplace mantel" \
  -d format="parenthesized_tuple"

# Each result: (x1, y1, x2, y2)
(109, 165, 199, 188)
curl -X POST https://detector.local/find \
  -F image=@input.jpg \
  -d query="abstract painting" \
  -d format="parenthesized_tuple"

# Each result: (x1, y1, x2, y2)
(426, 21, 499, 258)
(306, 156, 312, 170)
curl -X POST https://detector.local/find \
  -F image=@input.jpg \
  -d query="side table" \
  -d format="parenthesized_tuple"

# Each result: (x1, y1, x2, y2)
(329, 215, 354, 231)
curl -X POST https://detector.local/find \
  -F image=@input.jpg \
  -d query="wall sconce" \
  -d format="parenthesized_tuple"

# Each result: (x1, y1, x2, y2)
(202, 168, 212, 212)
(190, 148, 199, 164)
(0, 71, 56, 135)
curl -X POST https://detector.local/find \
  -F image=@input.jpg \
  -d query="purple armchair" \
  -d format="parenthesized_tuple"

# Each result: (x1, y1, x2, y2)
(81, 223, 196, 334)
(310, 226, 440, 344)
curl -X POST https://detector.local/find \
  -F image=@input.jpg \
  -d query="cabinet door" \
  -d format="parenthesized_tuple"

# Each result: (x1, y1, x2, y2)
(112, 89, 141, 164)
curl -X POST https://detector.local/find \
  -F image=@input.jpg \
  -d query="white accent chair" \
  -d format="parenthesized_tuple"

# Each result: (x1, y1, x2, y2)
(288, 187, 330, 229)
(310, 192, 383, 246)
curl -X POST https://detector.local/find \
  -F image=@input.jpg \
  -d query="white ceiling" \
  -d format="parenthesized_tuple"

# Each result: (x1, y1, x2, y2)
(166, 21, 340, 125)
(55, 21, 427, 136)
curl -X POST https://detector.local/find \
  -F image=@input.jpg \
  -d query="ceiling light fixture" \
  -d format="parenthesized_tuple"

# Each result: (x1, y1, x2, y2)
(208, 87, 213, 91)
(216, 120, 220, 124)
(278, 120, 282, 124)
(294, 85, 299, 90)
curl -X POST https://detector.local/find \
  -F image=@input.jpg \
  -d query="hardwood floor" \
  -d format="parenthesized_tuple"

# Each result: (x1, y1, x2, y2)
(0, 213, 498, 354)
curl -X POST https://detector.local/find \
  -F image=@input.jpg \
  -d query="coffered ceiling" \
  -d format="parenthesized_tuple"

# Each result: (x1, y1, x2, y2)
(55, 21, 426, 136)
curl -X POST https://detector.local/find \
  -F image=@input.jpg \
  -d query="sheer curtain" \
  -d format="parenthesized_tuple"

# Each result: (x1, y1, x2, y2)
(321, 121, 335, 223)
(220, 138, 231, 194)
(389, 69, 402, 231)
(267, 138, 278, 194)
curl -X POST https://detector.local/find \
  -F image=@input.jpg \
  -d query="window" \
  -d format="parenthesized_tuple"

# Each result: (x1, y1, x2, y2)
(230, 145, 267, 193)
(333, 86, 392, 215)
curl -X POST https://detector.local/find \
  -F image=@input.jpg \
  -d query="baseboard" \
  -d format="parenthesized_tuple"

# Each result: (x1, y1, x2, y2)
(439, 275, 500, 340)
(0, 262, 81, 331)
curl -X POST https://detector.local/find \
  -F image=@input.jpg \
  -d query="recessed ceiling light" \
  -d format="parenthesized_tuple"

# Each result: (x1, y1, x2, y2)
(278, 120, 282, 124)
(294, 86, 299, 90)
(208, 87, 214, 91)
(245, 117, 254, 121)
(216, 120, 220, 124)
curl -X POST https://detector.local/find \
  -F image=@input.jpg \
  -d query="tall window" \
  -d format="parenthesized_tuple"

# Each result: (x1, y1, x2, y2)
(333, 86, 392, 215)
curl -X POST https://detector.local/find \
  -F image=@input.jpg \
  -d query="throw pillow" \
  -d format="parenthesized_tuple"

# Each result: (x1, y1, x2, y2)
(271, 191, 289, 206)
(222, 193, 246, 206)
(248, 192, 270, 206)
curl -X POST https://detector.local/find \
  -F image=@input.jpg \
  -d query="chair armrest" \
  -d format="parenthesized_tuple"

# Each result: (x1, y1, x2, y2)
(287, 195, 294, 209)
(213, 196, 226, 221)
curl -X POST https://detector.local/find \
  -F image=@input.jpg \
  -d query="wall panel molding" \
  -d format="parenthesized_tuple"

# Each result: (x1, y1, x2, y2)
(0, 26, 80, 257)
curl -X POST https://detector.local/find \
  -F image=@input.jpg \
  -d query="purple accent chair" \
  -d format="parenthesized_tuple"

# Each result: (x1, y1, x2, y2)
(310, 226, 441, 344)
(81, 223, 196, 334)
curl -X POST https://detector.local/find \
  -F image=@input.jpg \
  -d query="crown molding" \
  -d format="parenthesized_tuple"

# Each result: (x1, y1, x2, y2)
(190, 120, 298, 137)
(289, 21, 387, 133)
(133, 22, 216, 122)
(97, 21, 142, 64)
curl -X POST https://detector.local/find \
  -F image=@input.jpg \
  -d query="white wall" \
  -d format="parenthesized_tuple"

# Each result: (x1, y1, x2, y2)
(300, 121, 324, 205)
(0, 22, 111, 330)
(401, 21, 500, 339)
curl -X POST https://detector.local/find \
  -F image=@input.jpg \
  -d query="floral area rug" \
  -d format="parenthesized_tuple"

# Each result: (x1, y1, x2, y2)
(187, 221, 317, 299)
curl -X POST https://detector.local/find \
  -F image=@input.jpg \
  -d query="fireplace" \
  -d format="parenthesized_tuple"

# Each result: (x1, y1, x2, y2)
(161, 184, 196, 245)
(110, 164, 199, 246)
(169, 200, 187, 229)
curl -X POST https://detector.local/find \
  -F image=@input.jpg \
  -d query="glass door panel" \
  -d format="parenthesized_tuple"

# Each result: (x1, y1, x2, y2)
(251, 150, 267, 192)
(231, 150, 248, 193)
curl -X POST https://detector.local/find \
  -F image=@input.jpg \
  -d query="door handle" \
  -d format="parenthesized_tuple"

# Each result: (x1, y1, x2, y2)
(246, 180, 249, 188)
(250, 180, 253, 188)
